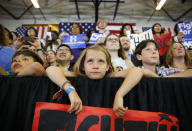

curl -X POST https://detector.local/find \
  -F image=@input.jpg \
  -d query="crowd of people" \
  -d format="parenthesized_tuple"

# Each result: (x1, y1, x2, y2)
(0, 18, 192, 116)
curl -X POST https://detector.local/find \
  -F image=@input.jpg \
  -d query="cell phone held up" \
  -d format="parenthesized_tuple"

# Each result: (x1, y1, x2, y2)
(21, 37, 34, 42)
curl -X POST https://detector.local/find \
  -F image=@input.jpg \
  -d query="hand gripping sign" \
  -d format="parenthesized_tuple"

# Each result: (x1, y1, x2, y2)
(32, 102, 179, 131)
(178, 21, 192, 48)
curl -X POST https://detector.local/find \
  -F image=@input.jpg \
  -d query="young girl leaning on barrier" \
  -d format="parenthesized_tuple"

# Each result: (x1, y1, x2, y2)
(46, 45, 158, 116)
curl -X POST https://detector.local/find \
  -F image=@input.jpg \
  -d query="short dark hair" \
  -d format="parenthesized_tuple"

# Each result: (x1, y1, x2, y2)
(12, 50, 43, 65)
(56, 44, 73, 54)
(152, 23, 164, 35)
(133, 40, 159, 66)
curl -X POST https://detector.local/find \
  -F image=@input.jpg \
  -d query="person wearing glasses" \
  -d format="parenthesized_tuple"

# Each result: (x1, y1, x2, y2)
(103, 34, 134, 72)
(56, 44, 74, 71)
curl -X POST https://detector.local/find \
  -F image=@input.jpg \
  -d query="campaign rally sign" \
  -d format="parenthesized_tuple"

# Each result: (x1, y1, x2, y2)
(88, 33, 105, 44)
(127, 29, 154, 52)
(61, 34, 86, 49)
(32, 102, 179, 131)
(178, 21, 192, 48)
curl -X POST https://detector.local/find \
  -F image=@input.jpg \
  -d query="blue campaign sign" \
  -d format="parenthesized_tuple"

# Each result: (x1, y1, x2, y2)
(61, 34, 86, 49)
(178, 21, 192, 48)
(88, 33, 104, 44)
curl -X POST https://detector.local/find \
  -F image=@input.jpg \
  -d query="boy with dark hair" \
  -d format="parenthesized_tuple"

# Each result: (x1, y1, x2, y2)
(11, 50, 45, 76)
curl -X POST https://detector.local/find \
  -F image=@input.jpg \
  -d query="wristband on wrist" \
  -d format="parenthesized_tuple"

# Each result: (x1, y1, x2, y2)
(65, 86, 75, 94)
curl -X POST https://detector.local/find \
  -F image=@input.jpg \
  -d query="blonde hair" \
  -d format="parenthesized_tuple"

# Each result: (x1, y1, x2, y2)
(96, 18, 107, 25)
(73, 45, 113, 76)
(104, 33, 126, 60)
(166, 42, 191, 68)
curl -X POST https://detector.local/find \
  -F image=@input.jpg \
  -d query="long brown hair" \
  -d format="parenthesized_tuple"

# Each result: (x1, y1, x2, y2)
(104, 33, 126, 60)
(73, 45, 114, 76)
(166, 42, 191, 68)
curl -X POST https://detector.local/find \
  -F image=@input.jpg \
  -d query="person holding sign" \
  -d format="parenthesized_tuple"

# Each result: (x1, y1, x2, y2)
(61, 23, 87, 65)
(172, 22, 184, 43)
(152, 23, 172, 66)
(165, 41, 192, 70)
(104, 34, 134, 72)
(46, 45, 158, 115)
(95, 18, 110, 45)
(44, 31, 60, 52)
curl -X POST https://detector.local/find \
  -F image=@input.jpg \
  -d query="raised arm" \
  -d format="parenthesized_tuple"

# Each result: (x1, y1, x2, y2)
(46, 66, 82, 114)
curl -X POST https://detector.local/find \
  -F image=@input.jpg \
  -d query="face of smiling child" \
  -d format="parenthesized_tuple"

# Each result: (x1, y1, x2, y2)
(83, 49, 109, 79)
(11, 54, 34, 74)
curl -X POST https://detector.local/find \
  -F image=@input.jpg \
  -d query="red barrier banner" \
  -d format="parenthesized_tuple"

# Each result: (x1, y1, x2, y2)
(32, 102, 179, 131)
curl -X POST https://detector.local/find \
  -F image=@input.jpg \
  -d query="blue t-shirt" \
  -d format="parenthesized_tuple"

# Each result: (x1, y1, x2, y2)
(0, 46, 15, 74)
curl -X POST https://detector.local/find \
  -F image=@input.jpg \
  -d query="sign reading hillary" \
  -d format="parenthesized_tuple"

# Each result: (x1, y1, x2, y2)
(61, 34, 86, 49)
(32, 102, 179, 131)
(178, 21, 192, 48)
(88, 33, 104, 44)
(128, 29, 154, 52)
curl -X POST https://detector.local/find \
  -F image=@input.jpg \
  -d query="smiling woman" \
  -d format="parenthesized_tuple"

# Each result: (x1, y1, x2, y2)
(103, 34, 134, 71)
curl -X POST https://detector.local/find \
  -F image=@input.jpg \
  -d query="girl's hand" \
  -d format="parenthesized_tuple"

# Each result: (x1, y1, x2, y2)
(68, 90, 82, 114)
(113, 94, 128, 117)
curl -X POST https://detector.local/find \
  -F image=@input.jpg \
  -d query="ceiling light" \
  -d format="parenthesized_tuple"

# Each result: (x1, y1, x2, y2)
(31, 0, 40, 8)
(156, 0, 166, 10)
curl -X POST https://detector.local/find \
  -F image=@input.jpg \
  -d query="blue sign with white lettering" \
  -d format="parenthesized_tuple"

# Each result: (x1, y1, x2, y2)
(178, 21, 192, 48)
(61, 34, 86, 49)
(88, 33, 104, 44)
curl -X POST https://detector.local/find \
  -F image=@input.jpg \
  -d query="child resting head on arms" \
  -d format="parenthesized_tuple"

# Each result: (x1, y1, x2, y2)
(11, 50, 45, 76)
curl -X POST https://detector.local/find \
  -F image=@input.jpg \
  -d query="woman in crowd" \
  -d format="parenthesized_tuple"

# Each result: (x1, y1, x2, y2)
(104, 34, 134, 71)
(172, 21, 184, 43)
(165, 42, 192, 70)
(120, 23, 135, 36)
(152, 23, 172, 66)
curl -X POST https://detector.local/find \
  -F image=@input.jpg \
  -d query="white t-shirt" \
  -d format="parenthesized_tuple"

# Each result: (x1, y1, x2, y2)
(111, 57, 127, 72)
